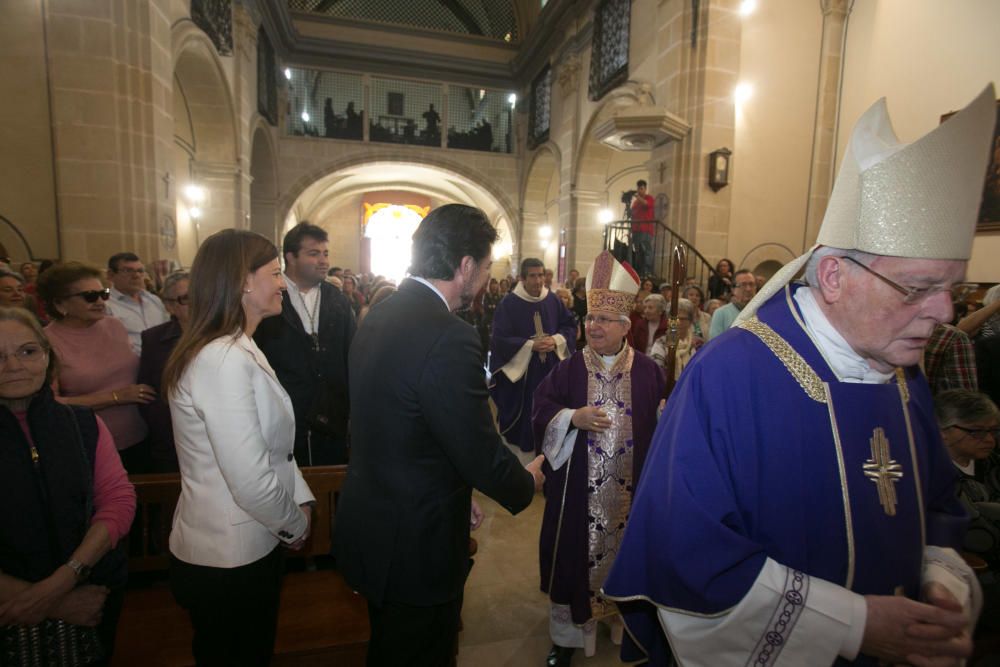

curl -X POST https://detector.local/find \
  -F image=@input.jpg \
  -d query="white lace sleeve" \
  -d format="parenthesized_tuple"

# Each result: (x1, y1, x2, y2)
(657, 558, 866, 666)
(922, 545, 982, 624)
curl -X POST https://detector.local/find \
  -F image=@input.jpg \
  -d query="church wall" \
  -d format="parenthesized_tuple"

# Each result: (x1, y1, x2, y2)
(837, 0, 1000, 283)
(0, 0, 60, 261)
(727, 0, 821, 272)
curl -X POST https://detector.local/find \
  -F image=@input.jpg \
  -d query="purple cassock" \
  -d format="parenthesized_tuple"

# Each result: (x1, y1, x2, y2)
(489, 289, 578, 452)
(532, 345, 665, 627)
(602, 283, 968, 666)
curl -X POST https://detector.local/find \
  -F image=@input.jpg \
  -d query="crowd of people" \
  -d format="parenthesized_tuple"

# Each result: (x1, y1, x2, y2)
(1, 84, 999, 667)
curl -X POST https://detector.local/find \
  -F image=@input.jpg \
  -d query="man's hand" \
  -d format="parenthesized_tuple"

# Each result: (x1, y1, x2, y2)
(532, 336, 556, 353)
(470, 499, 485, 531)
(525, 454, 545, 491)
(51, 585, 109, 627)
(572, 406, 611, 432)
(861, 594, 971, 666)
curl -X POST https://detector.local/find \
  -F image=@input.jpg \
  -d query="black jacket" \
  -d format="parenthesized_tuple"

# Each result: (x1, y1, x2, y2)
(334, 279, 535, 606)
(254, 281, 356, 461)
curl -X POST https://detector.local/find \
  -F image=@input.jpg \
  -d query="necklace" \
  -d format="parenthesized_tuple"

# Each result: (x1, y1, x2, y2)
(297, 287, 320, 350)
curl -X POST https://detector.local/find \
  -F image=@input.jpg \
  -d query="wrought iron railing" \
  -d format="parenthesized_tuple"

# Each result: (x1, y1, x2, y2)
(602, 219, 717, 293)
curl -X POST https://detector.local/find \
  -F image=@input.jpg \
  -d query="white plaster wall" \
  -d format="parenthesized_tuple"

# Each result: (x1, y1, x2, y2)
(838, 0, 1000, 283)
(727, 0, 822, 268)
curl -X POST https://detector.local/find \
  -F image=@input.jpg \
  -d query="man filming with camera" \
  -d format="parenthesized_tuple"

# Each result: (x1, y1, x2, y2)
(629, 180, 656, 278)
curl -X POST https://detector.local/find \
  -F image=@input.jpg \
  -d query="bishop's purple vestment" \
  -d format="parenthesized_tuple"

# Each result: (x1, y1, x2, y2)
(489, 289, 577, 451)
(603, 283, 967, 666)
(532, 345, 665, 626)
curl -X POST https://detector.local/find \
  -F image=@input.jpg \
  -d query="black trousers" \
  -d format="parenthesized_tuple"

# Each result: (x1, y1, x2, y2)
(365, 595, 462, 667)
(169, 547, 284, 667)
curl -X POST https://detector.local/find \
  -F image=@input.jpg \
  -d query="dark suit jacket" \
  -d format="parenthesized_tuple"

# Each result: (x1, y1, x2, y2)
(334, 279, 535, 607)
(976, 334, 1000, 407)
(254, 281, 356, 463)
(137, 318, 182, 472)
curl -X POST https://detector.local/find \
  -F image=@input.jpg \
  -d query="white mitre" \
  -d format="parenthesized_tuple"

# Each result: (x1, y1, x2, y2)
(737, 83, 996, 323)
(586, 250, 641, 316)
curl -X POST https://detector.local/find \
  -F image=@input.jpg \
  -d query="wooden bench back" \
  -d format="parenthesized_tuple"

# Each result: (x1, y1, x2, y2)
(127, 465, 348, 573)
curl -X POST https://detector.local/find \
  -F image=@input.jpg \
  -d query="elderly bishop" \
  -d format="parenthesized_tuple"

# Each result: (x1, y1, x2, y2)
(604, 84, 997, 666)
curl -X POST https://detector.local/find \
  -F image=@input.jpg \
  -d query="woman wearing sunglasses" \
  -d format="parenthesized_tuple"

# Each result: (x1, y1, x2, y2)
(38, 262, 155, 473)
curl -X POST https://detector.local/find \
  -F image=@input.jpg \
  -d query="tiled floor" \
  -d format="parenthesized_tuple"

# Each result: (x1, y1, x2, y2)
(457, 445, 624, 667)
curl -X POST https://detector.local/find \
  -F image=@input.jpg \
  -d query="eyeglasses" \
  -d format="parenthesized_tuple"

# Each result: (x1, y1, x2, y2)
(952, 425, 999, 442)
(585, 314, 626, 326)
(115, 267, 146, 276)
(841, 256, 969, 306)
(67, 289, 110, 303)
(163, 294, 190, 306)
(733, 281, 756, 289)
(0, 344, 48, 366)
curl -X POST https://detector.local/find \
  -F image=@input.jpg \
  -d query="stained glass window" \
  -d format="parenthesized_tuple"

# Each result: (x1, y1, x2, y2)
(588, 0, 630, 101)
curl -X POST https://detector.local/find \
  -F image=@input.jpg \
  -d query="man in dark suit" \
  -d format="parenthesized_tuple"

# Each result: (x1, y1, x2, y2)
(335, 204, 545, 666)
(255, 222, 356, 465)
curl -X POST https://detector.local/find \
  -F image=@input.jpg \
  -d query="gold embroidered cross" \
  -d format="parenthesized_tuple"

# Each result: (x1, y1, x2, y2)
(863, 427, 903, 516)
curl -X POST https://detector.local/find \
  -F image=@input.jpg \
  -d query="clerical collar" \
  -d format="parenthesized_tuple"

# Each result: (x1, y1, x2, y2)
(598, 342, 627, 369)
(410, 276, 450, 309)
(793, 287, 895, 384)
(512, 282, 549, 303)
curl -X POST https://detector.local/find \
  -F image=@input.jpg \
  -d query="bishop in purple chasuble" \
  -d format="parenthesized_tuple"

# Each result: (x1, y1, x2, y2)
(602, 284, 968, 666)
(533, 345, 665, 626)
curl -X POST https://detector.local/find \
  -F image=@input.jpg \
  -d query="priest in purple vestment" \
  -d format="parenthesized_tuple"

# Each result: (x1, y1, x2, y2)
(603, 84, 997, 667)
(490, 258, 578, 452)
(532, 251, 665, 667)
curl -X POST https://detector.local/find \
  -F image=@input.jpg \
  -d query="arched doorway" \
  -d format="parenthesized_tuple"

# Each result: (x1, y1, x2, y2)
(171, 29, 238, 265)
(281, 161, 516, 280)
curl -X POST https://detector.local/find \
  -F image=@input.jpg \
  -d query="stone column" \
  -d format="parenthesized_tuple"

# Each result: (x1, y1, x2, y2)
(554, 53, 582, 272)
(802, 0, 852, 250)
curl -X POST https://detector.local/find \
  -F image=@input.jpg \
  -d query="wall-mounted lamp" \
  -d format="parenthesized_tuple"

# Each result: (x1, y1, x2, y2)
(598, 209, 615, 225)
(708, 148, 732, 192)
(184, 184, 206, 204)
(539, 225, 552, 239)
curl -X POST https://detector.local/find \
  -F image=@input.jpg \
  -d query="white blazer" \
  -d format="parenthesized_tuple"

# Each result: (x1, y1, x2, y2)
(169, 332, 315, 568)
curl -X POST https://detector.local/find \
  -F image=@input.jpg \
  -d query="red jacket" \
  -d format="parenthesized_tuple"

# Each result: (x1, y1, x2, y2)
(629, 315, 669, 355)
(631, 194, 656, 235)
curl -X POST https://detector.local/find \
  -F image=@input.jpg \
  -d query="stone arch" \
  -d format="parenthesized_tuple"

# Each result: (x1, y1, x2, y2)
(249, 118, 279, 244)
(171, 20, 240, 265)
(520, 143, 561, 269)
(0, 216, 35, 261)
(279, 152, 519, 240)
(572, 88, 652, 266)
(738, 242, 799, 278)
(279, 156, 519, 276)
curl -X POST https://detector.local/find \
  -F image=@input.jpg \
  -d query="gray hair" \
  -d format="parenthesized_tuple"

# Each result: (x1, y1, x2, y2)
(643, 294, 667, 313)
(984, 284, 1000, 307)
(162, 270, 190, 298)
(803, 247, 877, 287)
(0, 268, 25, 284)
(934, 389, 999, 429)
(676, 297, 694, 319)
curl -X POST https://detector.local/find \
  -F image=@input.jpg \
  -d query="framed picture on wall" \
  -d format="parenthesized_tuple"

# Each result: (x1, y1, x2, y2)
(942, 99, 1000, 232)
(387, 92, 404, 116)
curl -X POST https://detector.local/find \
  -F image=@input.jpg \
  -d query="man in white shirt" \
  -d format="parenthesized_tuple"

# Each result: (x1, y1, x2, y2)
(105, 252, 169, 354)
(604, 85, 996, 666)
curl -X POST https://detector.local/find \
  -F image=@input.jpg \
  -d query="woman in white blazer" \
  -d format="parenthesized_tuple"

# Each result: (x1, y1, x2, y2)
(162, 229, 314, 666)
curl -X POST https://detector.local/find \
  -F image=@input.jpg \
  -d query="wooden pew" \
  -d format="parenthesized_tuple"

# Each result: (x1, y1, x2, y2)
(113, 466, 369, 666)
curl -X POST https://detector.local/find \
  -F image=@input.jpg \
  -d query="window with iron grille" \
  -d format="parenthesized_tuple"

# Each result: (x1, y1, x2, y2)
(588, 0, 630, 101)
(370, 78, 443, 147)
(528, 66, 551, 148)
(191, 0, 233, 56)
(257, 28, 277, 126)
(285, 68, 364, 140)
(447, 88, 512, 153)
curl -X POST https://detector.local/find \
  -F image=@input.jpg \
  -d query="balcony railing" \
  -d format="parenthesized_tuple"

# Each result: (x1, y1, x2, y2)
(283, 67, 515, 154)
(602, 219, 717, 293)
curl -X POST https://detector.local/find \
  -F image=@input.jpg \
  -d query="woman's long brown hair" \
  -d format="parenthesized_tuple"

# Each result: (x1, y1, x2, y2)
(162, 229, 278, 397)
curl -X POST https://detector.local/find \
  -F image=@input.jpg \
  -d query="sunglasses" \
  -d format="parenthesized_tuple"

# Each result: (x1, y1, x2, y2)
(68, 288, 111, 303)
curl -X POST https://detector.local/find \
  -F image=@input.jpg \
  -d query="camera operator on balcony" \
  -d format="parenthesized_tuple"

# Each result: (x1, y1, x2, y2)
(629, 180, 656, 278)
